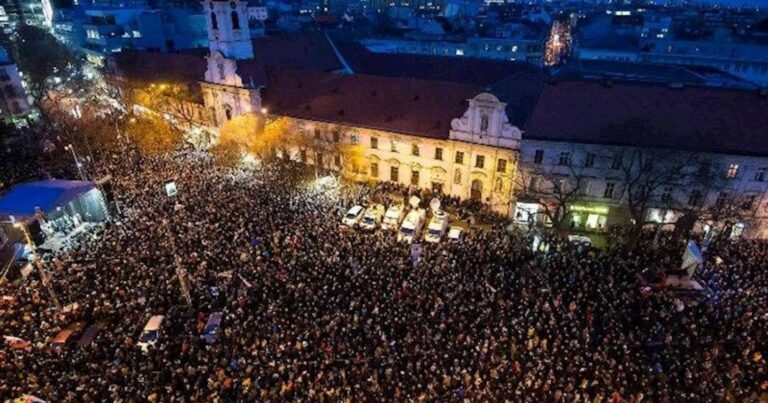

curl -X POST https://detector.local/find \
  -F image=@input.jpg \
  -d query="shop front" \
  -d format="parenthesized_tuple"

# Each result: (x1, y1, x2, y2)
(514, 202, 541, 227)
(569, 204, 610, 231)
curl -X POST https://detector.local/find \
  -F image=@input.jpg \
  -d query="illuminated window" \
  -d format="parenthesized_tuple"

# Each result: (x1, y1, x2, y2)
(726, 163, 739, 179)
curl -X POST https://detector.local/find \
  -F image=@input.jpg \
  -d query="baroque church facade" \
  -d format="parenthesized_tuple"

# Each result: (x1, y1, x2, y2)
(198, 0, 524, 213)
(111, 0, 768, 238)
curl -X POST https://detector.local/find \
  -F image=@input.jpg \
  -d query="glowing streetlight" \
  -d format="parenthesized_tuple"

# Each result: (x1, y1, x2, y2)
(64, 144, 86, 180)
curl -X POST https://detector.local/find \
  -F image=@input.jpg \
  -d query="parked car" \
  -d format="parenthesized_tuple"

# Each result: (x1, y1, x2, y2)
(424, 210, 450, 243)
(447, 226, 465, 242)
(398, 209, 426, 243)
(381, 204, 405, 230)
(341, 205, 365, 228)
(137, 315, 165, 352)
(359, 204, 385, 231)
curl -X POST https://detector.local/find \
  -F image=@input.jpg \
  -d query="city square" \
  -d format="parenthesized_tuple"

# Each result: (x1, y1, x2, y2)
(1, 0, 768, 400)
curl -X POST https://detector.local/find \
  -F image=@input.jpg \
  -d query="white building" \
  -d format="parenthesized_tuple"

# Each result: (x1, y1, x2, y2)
(0, 46, 31, 122)
(516, 80, 768, 238)
(196, 0, 523, 212)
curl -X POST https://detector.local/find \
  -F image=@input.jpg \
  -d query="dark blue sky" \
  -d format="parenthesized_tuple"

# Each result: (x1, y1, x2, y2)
(694, 0, 766, 5)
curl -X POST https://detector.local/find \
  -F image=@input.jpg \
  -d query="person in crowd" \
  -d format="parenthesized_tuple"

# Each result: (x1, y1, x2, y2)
(0, 151, 765, 402)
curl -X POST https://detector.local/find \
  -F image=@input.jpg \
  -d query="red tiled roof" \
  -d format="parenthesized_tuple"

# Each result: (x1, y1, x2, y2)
(524, 81, 768, 156)
(111, 49, 207, 84)
(261, 68, 484, 139)
(238, 34, 344, 85)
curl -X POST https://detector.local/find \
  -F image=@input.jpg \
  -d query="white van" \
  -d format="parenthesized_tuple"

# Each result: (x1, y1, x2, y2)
(381, 204, 405, 230)
(424, 210, 449, 243)
(359, 204, 385, 231)
(137, 315, 165, 352)
(341, 205, 365, 228)
(398, 209, 426, 243)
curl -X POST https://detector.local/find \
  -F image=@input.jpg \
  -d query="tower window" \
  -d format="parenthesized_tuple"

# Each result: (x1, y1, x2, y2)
(231, 11, 240, 30)
(210, 12, 218, 30)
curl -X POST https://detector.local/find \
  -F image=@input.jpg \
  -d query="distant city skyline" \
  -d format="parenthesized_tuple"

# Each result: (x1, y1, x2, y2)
(692, 0, 765, 6)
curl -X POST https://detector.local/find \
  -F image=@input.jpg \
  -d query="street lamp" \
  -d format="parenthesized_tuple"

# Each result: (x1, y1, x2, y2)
(5, 219, 62, 311)
(64, 144, 86, 181)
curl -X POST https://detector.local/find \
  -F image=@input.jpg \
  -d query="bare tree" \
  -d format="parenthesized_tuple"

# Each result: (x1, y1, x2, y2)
(292, 123, 365, 180)
(515, 158, 590, 231)
(617, 148, 715, 238)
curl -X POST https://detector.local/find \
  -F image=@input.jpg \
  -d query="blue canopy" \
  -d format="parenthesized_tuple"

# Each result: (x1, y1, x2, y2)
(0, 180, 96, 220)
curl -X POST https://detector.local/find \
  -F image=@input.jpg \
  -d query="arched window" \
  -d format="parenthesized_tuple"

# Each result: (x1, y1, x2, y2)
(224, 106, 233, 121)
(210, 12, 218, 30)
(480, 114, 489, 134)
(231, 11, 240, 30)
(494, 177, 503, 192)
(471, 179, 483, 200)
(453, 169, 461, 185)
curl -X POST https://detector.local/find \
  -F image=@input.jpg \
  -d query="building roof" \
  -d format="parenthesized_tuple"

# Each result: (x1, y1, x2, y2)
(524, 81, 768, 157)
(113, 34, 344, 87)
(260, 67, 484, 139)
(112, 49, 207, 84)
(557, 59, 756, 90)
(0, 180, 96, 220)
(110, 35, 768, 157)
(238, 34, 345, 85)
(338, 41, 544, 88)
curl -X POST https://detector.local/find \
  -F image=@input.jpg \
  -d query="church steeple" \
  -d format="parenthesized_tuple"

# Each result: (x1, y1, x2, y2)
(203, 0, 254, 60)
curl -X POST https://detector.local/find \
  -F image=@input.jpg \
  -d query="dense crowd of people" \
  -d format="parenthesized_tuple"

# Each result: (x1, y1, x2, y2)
(0, 152, 766, 401)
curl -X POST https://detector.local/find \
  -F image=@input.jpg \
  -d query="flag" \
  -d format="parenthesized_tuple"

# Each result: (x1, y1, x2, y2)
(410, 244, 423, 265)
(681, 240, 703, 277)
(239, 275, 253, 289)
(3, 336, 31, 350)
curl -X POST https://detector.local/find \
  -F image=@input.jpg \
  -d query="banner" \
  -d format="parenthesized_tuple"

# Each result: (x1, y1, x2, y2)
(681, 240, 703, 277)
(410, 243, 423, 265)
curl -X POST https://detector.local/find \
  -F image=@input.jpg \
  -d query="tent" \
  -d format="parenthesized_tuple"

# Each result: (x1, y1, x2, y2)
(0, 180, 96, 221)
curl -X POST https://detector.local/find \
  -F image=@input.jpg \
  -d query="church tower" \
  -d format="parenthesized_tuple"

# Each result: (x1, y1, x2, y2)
(203, 0, 254, 60)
